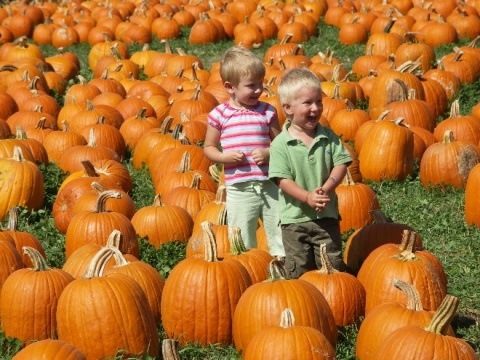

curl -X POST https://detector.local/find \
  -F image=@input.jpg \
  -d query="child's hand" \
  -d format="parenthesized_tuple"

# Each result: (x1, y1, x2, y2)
(251, 148, 269, 165)
(306, 187, 331, 212)
(223, 150, 246, 164)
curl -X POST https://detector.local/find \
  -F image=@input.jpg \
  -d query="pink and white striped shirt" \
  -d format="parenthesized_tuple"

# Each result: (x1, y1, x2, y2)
(207, 101, 277, 185)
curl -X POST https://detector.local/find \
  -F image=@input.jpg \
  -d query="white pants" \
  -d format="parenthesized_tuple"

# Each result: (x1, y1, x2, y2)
(226, 180, 285, 257)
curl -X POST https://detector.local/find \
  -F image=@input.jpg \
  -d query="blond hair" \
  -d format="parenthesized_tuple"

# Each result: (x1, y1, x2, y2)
(220, 46, 265, 86)
(277, 68, 323, 107)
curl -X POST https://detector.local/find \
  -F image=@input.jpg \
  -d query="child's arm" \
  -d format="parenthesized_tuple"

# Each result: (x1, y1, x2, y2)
(318, 164, 348, 194)
(204, 124, 245, 164)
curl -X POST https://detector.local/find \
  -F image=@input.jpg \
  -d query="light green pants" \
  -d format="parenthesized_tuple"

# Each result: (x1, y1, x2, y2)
(226, 180, 285, 257)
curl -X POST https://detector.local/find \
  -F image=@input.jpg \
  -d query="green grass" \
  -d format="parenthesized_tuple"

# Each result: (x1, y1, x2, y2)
(1, 18, 479, 360)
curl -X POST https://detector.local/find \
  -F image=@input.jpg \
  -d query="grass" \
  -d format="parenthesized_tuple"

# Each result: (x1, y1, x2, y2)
(1, 17, 479, 360)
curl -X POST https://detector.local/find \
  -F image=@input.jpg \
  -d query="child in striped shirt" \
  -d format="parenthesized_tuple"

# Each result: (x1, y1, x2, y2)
(204, 45, 285, 258)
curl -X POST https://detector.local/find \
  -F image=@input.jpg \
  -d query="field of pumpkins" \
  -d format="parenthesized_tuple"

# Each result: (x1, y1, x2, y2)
(0, 0, 479, 358)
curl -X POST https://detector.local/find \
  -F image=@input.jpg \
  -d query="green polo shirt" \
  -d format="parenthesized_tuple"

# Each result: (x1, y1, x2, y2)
(269, 122, 352, 224)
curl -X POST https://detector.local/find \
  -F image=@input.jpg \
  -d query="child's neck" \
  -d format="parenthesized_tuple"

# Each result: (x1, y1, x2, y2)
(228, 99, 258, 110)
(288, 122, 317, 139)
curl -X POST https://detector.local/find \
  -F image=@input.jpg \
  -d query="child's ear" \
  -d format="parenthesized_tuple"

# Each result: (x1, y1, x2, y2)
(282, 103, 293, 116)
(223, 81, 235, 94)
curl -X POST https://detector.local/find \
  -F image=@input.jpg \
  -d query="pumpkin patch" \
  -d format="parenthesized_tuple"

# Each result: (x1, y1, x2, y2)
(0, 0, 479, 358)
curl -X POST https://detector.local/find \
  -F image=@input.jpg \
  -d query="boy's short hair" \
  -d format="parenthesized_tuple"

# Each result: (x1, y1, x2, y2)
(220, 46, 265, 86)
(277, 68, 323, 106)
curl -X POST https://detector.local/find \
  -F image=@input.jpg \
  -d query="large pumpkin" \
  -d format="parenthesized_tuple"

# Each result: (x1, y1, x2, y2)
(0, 247, 74, 344)
(161, 222, 252, 346)
(300, 243, 366, 327)
(56, 248, 159, 360)
(232, 260, 338, 354)
(243, 308, 337, 360)
(373, 295, 478, 360)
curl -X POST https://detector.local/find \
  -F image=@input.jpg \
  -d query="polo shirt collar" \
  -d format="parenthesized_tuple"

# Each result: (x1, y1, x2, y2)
(282, 121, 329, 144)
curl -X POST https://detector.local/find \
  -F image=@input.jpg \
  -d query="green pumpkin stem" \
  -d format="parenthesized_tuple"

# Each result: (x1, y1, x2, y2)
(424, 295, 459, 335)
(393, 279, 424, 311)
(23, 246, 50, 271)
(267, 259, 290, 281)
(229, 227, 248, 255)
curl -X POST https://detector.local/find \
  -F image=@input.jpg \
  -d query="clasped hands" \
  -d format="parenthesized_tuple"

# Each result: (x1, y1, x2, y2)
(306, 186, 330, 212)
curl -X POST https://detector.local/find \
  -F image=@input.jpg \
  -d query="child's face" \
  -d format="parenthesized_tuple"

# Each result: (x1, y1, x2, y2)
(225, 74, 264, 108)
(283, 86, 323, 131)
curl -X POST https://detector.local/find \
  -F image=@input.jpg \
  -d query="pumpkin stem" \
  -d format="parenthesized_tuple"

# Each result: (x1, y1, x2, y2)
(317, 243, 339, 274)
(395, 230, 419, 261)
(81, 160, 99, 177)
(229, 227, 248, 255)
(91, 181, 107, 193)
(214, 185, 226, 203)
(442, 130, 455, 143)
(341, 168, 355, 186)
(424, 295, 459, 335)
(7, 207, 20, 232)
(83, 247, 115, 279)
(153, 194, 164, 207)
(23, 246, 50, 271)
(106, 229, 123, 249)
(209, 163, 222, 183)
(189, 172, 202, 189)
(267, 258, 290, 281)
(217, 204, 228, 225)
(108, 244, 130, 267)
(393, 279, 424, 311)
(201, 221, 219, 262)
(279, 308, 295, 328)
(11, 146, 27, 162)
(93, 190, 122, 213)
(162, 339, 180, 360)
(178, 151, 192, 173)
(370, 209, 390, 223)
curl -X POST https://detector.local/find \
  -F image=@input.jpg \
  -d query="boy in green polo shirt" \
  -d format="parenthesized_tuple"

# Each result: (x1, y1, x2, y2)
(269, 68, 352, 279)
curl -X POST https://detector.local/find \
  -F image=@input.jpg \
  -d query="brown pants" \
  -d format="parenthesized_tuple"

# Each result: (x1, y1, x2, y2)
(281, 218, 345, 279)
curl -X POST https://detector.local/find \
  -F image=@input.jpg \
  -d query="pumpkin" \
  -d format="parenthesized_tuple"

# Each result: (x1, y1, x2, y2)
(465, 163, 480, 226)
(358, 230, 447, 315)
(343, 209, 422, 274)
(163, 174, 216, 221)
(64, 190, 140, 259)
(224, 226, 274, 284)
(161, 221, 252, 346)
(104, 245, 165, 324)
(243, 308, 337, 360)
(373, 295, 478, 360)
(154, 151, 217, 197)
(63, 229, 138, 279)
(12, 339, 86, 360)
(433, 100, 480, 145)
(131, 194, 193, 248)
(232, 259, 338, 353)
(419, 130, 480, 189)
(356, 279, 455, 360)
(187, 205, 230, 259)
(0, 247, 74, 344)
(359, 118, 414, 182)
(300, 243, 366, 327)
(3, 206, 46, 267)
(336, 170, 381, 234)
(0, 146, 44, 221)
(56, 248, 159, 360)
